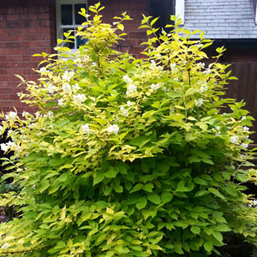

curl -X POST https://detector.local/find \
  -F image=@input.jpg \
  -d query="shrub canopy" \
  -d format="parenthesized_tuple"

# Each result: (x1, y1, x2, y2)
(0, 3, 257, 257)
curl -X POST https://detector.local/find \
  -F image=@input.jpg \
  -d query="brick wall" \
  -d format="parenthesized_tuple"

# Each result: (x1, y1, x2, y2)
(0, 0, 56, 114)
(0, 0, 149, 114)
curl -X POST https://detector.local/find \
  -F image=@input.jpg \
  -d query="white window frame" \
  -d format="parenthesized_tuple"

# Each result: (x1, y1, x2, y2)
(175, 0, 185, 24)
(56, 0, 88, 53)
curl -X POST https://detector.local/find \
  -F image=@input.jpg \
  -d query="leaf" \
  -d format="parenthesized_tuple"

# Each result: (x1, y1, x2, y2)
(161, 192, 173, 204)
(195, 190, 209, 197)
(147, 193, 161, 205)
(117, 23, 124, 31)
(185, 87, 198, 97)
(209, 188, 226, 200)
(204, 241, 213, 252)
(136, 197, 147, 210)
(189, 156, 201, 163)
(186, 99, 195, 109)
(202, 159, 214, 165)
(166, 91, 181, 98)
(130, 183, 143, 193)
(191, 226, 200, 235)
(196, 122, 208, 131)
(105, 168, 117, 178)
(150, 17, 159, 26)
(213, 231, 223, 242)
(143, 184, 153, 192)
(216, 224, 231, 232)
(236, 174, 248, 182)
(93, 173, 105, 186)
(114, 184, 123, 193)
(194, 177, 207, 185)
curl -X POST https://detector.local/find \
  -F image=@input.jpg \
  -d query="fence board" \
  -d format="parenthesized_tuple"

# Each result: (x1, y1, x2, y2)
(225, 62, 257, 142)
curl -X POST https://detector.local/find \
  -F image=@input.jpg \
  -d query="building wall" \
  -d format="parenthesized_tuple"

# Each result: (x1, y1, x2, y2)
(0, 0, 56, 114)
(0, 0, 149, 115)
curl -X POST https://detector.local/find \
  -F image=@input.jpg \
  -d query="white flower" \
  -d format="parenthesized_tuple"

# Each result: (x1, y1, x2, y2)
(22, 111, 30, 117)
(241, 116, 246, 120)
(156, 54, 161, 59)
(48, 111, 54, 119)
(199, 82, 208, 93)
(5, 111, 17, 121)
(170, 63, 177, 72)
(241, 143, 249, 149)
(127, 101, 134, 107)
(123, 75, 132, 84)
(126, 84, 137, 95)
(32, 185, 36, 190)
(162, 87, 167, 92)
(1, 243, 8, 249)
(62, 83, 72, 94)
(73, 94, 86, 105)
(47, 83, 58, 94)
(215, 126, 220, 131)
(72, 83, 80, 92)
(120, 106, 129, 117)
(39, 67, 47, 73)
(150, 83, 161, 91)
(82, 124, 91, 134)
(62, 70, 74, 81)
(92, 62, 97, 67)
(149, 60, 157, 70)
(108, 124, 119, 134)
(174, 77, 179, 81)
(200, 85, 208, 93)
(230, 135, 239, 144)
(196, 44, 203, 48)
(58, 99, 64, 106)
(203, 68, 211, 75)
(194, 98, 203, 107)
(243, 126, 249, 131)
(35, 112, 41, 119)
(0, 143, 8, 152)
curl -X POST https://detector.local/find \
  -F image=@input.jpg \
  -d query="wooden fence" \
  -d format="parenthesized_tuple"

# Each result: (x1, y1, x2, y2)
(224, 62, 257, 143)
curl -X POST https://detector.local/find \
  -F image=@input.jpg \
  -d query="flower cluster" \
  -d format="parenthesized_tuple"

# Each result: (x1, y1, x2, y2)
(194, 98, 203, 107)
(62, 70, 74, 82)
(5, 111, 17, 121)
(73, 94, 86, 105)
(199, 82, 208, 93)
(46, 83, 58, 94)
(126, 84, 137, 95)
(108, 124, 119, 134)
(120, 106, 129, 116)
(150, 83, 163, 91)
(197, 62, 205, 69)
(82, 124, 91, 134)
(230, 135, 239, 144)
(62, 83, 72, 94)
(0, 141, 21, 153)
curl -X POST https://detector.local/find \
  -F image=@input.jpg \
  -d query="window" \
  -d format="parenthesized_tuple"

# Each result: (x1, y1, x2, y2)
(56, 0, 88, 52)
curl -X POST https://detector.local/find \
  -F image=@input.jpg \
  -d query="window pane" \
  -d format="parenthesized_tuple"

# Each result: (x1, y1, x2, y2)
(76, 36, 88, 48)
(75, 4, 87, 24)
(63, 28, 75, 49)
(61, 4, 72, 25)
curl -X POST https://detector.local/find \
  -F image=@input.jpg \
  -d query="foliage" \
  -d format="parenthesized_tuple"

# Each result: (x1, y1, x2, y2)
(0, 3, 257, 256)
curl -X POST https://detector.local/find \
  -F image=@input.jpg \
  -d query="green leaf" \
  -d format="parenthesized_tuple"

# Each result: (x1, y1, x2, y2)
(147, 193, 161, 205)
(202, 159, 214, 165)
(204, 241, 213, 253)
(130, 183, 143, 193)
(143, 183, 153, 192)
(161, 192, 173, 204)
(213, 231, 223, 242)
(194, 177, 207, 185)
(209, 188, 226, 200)
(114, 184, 123, 193)
(93, 173, 105, 186)
(191, 226, 200, 235)
(105, 168, 117, 178)
(185, 87, 198, 96)
(136, 197, 147, 210)
(216, 224, 231, 232)
(236, 174, 248, 182)
(195, 190, 209, 197)
(186, 99, 195, 109)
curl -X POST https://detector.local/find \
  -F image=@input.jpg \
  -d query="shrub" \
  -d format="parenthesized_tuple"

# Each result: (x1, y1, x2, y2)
(0, 3, 257, 256)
